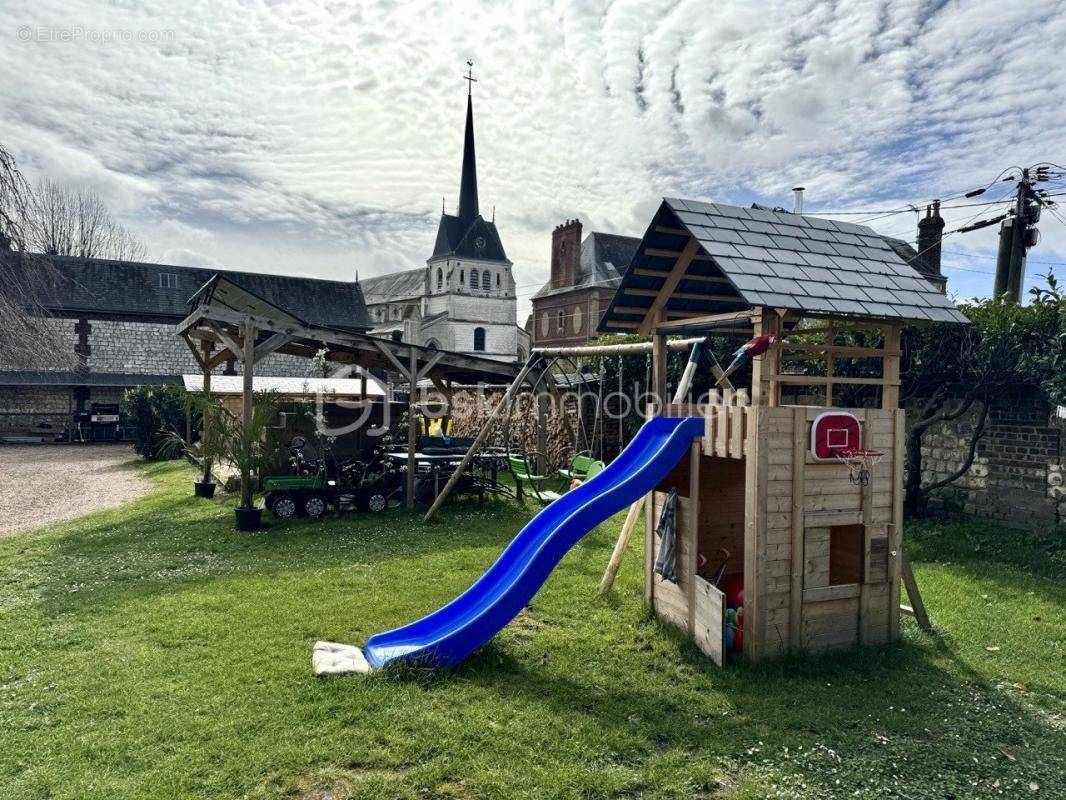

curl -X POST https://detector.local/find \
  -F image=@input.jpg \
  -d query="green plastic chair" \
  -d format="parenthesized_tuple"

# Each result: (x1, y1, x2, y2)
(558, 453, 597, 482)
(509, 454, 563, 505)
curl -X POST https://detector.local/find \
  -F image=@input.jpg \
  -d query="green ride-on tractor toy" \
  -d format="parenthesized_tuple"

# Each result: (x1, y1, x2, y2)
(262, 436, 335, 520)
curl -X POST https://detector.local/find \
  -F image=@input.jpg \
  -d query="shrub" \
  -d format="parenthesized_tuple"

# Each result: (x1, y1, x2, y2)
(122, 384, 196, 460)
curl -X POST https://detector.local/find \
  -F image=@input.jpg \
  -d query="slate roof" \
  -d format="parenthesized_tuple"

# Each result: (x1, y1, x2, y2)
(361, 267, 427, 303)
(599, 199, 968, 333)
(431, 214, 509, 262)
(532, 231, 641, 300)
(22, 254, 372, 332)
(0, 371, 182, 387)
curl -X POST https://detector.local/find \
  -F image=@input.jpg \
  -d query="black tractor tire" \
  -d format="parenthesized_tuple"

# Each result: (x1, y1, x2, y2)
(303, 493, 328, 519)
(270, 493, 299, 519)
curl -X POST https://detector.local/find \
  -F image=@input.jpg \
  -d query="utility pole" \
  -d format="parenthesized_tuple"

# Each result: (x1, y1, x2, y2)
(994, 168, 1042, 303)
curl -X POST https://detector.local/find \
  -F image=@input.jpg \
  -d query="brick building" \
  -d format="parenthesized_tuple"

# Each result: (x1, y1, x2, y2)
(530, 219, 640, 347)
(0, 255, 371, 438)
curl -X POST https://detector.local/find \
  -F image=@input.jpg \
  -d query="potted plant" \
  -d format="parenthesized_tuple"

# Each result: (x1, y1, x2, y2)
(159, 392, 221, 499)
(212, 392, 281, 531)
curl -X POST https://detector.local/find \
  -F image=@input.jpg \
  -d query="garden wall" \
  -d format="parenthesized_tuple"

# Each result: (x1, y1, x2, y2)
(917, 389, 1065, 527)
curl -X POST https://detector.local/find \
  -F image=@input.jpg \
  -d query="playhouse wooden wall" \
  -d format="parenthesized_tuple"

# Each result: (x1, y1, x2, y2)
(747, 406, 903, 660)
(647, 403, 904, 663)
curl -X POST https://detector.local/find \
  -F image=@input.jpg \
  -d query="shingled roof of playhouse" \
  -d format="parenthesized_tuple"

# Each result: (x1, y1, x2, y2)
(598, 198, 968, 333)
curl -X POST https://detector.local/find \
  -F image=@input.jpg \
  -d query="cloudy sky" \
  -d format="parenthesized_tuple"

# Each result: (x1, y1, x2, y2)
(3, 0, 1066, 318)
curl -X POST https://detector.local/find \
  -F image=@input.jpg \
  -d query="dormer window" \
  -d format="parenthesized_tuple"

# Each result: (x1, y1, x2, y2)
(159, 273, 178, 289)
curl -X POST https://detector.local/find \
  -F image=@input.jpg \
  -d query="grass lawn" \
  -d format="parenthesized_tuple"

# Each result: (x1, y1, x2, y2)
(1, 459, 1063, 799)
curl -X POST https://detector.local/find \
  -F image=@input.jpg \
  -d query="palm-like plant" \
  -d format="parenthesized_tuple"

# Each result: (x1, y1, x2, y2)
(211, 392, 281, 511)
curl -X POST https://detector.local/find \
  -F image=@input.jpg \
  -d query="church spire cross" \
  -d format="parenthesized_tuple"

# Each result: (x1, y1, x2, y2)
(457, 60, 479, 222)
(463, 59, 477, 96)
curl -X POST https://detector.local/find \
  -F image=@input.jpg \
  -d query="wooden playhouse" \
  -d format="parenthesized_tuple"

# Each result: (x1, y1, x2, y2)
(598, 198, 968, 664)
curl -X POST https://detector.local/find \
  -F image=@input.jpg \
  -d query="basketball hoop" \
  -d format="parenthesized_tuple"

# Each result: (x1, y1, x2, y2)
(834, 448, 884, 486)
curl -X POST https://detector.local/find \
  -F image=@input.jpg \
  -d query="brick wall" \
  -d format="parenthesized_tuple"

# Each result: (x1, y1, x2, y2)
(532, 287, 615, 346)
(917, 389, 1065, 526)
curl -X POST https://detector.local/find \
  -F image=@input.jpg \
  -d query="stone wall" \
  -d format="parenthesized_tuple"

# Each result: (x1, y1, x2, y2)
(918, 389, 1065, 527)
(11, 315, 310, 378)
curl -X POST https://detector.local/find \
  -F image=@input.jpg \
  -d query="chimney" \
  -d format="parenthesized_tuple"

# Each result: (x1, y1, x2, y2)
(792, 186, 805, 214)
(915, 200, 946, 292)
(551, 218, 582, 289)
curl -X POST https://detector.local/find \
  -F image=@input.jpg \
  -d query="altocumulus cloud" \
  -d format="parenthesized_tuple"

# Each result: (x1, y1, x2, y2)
(2, 0, 1065, 310)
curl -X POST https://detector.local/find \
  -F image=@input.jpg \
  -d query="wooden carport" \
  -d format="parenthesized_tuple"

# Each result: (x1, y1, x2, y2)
(175, 274, 526, 507)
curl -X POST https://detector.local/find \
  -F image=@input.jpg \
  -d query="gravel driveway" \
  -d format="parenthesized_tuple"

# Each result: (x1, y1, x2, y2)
(0, 444, 150, 537)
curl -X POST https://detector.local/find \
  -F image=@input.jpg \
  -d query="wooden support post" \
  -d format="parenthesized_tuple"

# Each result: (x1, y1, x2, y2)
(241, 320, 255, 422)
(686, 442, 700, 635)
(889, 408, 904, 640)
(900, 550, 932, 631)
(651, 329, 667, 412)
(882, 323, 901, 409)
(601, 336, 703, 595)
(406, 348, 417, 509)
(200, 338, 213, 483)
(536, 390, 548, 474)
(789, 407, 806, 652)
(422, 357, 540, 522)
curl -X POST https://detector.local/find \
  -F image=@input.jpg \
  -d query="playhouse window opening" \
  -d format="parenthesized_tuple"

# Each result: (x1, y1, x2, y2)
(829, 524, 864, 585)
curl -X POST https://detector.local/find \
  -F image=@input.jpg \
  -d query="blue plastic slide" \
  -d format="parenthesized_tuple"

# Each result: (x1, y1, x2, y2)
(361, 416, 704, 670)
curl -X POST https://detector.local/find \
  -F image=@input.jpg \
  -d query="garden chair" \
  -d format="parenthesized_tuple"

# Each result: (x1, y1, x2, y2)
(508, 453, 563, 504)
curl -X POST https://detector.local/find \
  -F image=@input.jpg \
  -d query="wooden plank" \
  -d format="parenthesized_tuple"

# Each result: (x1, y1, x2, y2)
(888, 409, 904, 640)
(241, 321, 255, 422)
(790, 407, 805, 653)
(638, 237, 703, 335)
(901, 551, 932, 631)
(803, 583, 861, 603)
(644, 246, 714, 261)
(686, 444, 700, 635)
(694, 577, 725, 666)
(882, 323, 901, 408)
(655, 310, 755, 332)
(729, 398, 744, 457)
(746, 406, 770, 659)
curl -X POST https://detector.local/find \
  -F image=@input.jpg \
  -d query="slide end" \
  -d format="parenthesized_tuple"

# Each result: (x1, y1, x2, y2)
(312, 640, 372, 676)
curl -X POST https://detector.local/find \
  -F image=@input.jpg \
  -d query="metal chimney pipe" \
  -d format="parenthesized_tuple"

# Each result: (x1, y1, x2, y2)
(792, 186, 805, 214)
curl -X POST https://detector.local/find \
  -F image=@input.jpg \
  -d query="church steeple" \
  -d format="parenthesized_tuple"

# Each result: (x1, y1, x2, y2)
(458, 61, 479, 223)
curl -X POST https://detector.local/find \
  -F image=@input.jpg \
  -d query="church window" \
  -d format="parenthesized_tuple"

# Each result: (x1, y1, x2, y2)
(460, 269, 464, 284)
(539, 312, 549, 338)
(573, 305, 583, 334)
(470, 269, 479, 289)
(496, 273, 501, 287)
(556, 309, 565, 333)
(481, 270, 491, 290)
(473, 327, 486, 351)
(436, 268, 443, 290)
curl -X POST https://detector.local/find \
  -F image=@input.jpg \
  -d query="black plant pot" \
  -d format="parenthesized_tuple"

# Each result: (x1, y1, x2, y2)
(234, 506, 262, 531)
(193, 480, 216, 499)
